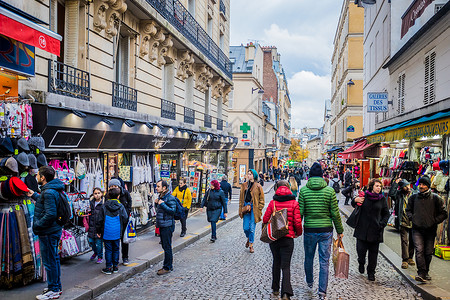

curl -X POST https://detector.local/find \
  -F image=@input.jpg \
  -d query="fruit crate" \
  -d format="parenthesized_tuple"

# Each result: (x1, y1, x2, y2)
(434, 245, 450, 260)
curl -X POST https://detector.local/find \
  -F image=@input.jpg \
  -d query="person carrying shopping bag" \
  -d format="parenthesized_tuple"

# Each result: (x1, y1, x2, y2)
(201, 180, 227, 242)
(239, 169, 265, 253)
(263, 181, 302, 300)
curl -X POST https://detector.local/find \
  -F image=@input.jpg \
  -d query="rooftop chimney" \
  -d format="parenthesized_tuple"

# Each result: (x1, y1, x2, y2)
(245, 42, 256, 61)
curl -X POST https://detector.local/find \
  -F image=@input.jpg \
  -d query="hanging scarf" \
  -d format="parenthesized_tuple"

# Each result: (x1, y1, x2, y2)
(15, 208, 34, 285)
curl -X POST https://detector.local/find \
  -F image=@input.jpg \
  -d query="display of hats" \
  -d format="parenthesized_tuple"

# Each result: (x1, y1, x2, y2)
(28, 136, 46, 151)
(0, 178, 13, 199)
(439, 160, 449, 175)
(17, 137, 30, 152)
(36, 153, 48, 167)
(0, 137, 14, 154)
(5, 157, 18, 173)
(27, 153, 38, 169)
(9, 176, 29, 196)
(432, 160, 441, 171)
(15, 152, 30, 167)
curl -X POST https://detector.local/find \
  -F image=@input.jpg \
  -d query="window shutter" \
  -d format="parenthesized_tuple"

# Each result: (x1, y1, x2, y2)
(64, 0, 79, 68)
(424, 51, 436, 105)
(397, 73, 405, 114)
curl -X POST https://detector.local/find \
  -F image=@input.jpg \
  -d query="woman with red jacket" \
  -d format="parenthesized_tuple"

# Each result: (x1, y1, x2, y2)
(263, 182, 303, 300)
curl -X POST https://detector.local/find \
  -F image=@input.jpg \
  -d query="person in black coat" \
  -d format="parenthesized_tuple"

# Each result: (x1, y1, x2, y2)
(201, 180, 227, 242)
(88, 188, 105, 263)
(108, 178, 132, 265)
(352, 178, 390, 281)
(220, 176, 232, 220)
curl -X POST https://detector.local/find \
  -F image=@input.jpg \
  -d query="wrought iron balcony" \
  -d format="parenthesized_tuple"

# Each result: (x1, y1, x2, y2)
(112, 82, 137, 111)
(204, 114, 212, 128)
(217, 118, 224, 130)
(184, 107, 195, 124)
(161, 99, 176, 120)
(219, 0, 226, 16)
(145, 0, 232, 79)
(48, 60, 90, 101)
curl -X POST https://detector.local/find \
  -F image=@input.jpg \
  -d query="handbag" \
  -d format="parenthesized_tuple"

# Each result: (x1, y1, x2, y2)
(346, 205, 361, 228)
(333, 237, 349, 279)
(123, 216, 137, 244)
(60, 229, 79, 258)
(260, 202, 290, 243)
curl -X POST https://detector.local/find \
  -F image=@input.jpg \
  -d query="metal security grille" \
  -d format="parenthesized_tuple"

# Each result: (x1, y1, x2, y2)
(161, 99, 176, 120)
(48, 60, 90, 101)
(112, 82, 137, 111)
(204, 114, 212, 128)
(184, 107, 195, 124)
(397, 73, 405, 114)
(424, 51, 436, 106)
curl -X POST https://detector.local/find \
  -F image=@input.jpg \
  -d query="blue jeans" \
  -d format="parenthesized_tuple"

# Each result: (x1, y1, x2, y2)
(304, 232, 333, 296)
(243, 203, 256, 243)
(160, 225, 175, 270)
(39, 230, 62, 292)
(104, 239, 120, 268)
(89, 237, 103, 258)
(220, 198, 228, 219)
(211, 221, 217, 238)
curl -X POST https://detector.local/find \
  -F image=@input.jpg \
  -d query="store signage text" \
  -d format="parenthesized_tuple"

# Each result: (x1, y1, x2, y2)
(367, 92, 388, 112)
(404, 120, 448, 139)
(347, 125, 355, 132)
(0, 34, 35, 77)
(401, 0, 434, 38)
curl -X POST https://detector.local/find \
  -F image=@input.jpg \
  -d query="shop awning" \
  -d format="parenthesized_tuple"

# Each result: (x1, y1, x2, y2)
(340, 139, 378, 159)
(326, 146, 344, 153)
(367, 111, 450, 144)
(0, 6, 61, 56)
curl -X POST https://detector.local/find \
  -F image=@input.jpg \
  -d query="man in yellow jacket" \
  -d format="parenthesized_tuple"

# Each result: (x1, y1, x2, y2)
(172, 178, 192, 237)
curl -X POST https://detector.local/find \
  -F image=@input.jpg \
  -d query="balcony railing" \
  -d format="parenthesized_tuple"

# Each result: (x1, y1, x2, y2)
(48, 60, 90, 101)
(204, 114, 212, 128)
(112, 82, 137, 111)
(219, 0, 226, 16)
(161, 99, 176, 120)
(217, 118, 224, 130)
(146, 0, 232, 79)
(184, 107, 195, 124)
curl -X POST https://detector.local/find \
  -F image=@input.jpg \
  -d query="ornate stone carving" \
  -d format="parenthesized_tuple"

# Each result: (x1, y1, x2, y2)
(92, 0, 128, 38)
(211, 76, 225, 99)
(139, 20, 158, 58)
(194, 64, 213, 92)
(223, 84, 232, 103)
(157, 34, 175, 67)
(176, 50, 195, 80)
(148, 29, 166, 62)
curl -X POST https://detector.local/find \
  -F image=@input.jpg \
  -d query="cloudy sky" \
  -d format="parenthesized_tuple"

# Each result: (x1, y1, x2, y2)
(230, 0, 343, 130)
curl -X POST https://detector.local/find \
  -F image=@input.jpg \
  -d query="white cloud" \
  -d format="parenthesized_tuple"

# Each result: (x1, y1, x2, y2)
(288, 71, 330, 129)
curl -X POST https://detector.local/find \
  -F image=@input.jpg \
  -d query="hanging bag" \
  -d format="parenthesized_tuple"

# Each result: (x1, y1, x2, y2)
(94, 158, 105, 191)
(123, 216, 137, 244)
(60, 229, 79, 258)
(75, 155, 86, 179)
(346, 205, 361, 228)
(333, 237, 349, 279)
(260, 202, 289, 243)
(131, 186, 144, 208)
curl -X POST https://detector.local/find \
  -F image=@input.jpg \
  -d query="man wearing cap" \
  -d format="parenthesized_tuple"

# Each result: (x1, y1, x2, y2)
(389, 178, 415, 269)
(27, 166, 65, 300)
(299, 162, 343, 300)
(406, 175, 448, 283)
(108, 178, 132, 266)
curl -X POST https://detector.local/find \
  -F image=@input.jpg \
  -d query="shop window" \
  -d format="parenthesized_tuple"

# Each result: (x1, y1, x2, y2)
(424, 51, 436, 106)
(397, 73, 405, 114)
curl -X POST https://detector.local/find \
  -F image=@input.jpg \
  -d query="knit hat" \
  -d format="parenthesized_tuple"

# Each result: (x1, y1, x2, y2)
(249, 169, 259, 181)
(418, 176, 431, 188)
(108, 178, 122, 189)
(28, 136, 46, 151)
(309, 162, 323, 178)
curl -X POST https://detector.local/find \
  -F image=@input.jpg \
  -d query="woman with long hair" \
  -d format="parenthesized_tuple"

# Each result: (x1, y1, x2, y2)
(352, 178, 390, 281)
(239, 169, 265, 253)
(201, 180, 227, 242)
(264, 180, 302, 299)
(288, 176, 298, 199)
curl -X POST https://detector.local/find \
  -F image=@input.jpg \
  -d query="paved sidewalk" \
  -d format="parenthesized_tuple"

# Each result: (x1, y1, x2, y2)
(338, 201, 450, 300)
(0, 181, 274, 300)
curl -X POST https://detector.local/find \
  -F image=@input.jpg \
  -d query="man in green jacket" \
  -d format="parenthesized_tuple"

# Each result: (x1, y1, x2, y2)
(299, 162, 344, 300)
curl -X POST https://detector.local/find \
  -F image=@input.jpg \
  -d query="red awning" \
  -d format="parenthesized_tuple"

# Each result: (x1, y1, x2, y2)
(0, 7, 61, 56)
(341, 139, 376, 159)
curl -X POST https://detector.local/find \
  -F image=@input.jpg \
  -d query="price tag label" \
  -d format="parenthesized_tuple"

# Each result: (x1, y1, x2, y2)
(15, 205, 20, 210)
(27, 199, 31, 205)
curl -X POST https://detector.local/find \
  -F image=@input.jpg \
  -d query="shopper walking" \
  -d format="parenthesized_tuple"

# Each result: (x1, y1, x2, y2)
(263, 183, 302, 300)
(108, 179, 132, 266)
(239, 169, 265, 253)
(172, 178, 192, 237)
(288, 176, 298, 199)
(352, 178, 390, 281)
(28, 166, 64, 300)
(155, 180, 177, 275)
(201, 180, 227, 242)
(88, 188, 105, 264)
(406, 175, 448, 282)
(298, 162, 343, 300)
(389, 178, 415, 269)
(96, 187, 128, 275)
(220, 176, 232, 220)
(343, 168, 353, 205)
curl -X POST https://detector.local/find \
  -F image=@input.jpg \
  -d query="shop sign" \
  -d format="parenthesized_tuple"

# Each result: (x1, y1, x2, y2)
(0, 34, 35, 77)
(401, 0, 434, 38)
(367, 92, 388, 112)
(240, 122, 251, 133)
(244, 142, 250, 146)
(239, 164, 246, 183)
(160, 170, 170, 178)
(346, 125, 355, 132)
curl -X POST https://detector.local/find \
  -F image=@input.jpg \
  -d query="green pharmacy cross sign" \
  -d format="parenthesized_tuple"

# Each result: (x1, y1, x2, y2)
(240, 123, 251, 133)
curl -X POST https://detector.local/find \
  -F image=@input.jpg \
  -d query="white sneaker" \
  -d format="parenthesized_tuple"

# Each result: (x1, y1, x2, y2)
(42, 288, 62, 295)
(36, 290, 61, 300)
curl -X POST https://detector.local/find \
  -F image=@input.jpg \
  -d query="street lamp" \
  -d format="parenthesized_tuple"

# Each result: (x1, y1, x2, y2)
(347, 79, 355, 86)
(252, 87, 264, 94)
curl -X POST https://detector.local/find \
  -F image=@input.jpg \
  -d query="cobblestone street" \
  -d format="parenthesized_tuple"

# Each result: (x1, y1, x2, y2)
(97, 205, 422, 300)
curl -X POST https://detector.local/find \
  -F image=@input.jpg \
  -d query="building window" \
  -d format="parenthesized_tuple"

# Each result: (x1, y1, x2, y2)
(163, 64, 175, 101)
(219, 33, 224, 50)
(116, 34, 130, 86)
(397, 73, 405, 114)
(207, 15, 213, 37)
(205, 88, 211, 115)
(228, 90, 234, 109)
(185, 76, 194, 107)
(424, 51, 436, 106)
(188, 0, 195, 16)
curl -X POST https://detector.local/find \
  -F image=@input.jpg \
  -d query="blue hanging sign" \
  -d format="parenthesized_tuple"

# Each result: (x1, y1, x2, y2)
(0, 34, 35, 77)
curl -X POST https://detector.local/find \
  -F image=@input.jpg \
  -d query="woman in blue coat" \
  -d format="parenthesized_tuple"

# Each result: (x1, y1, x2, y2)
(202, 180, 227, 242)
